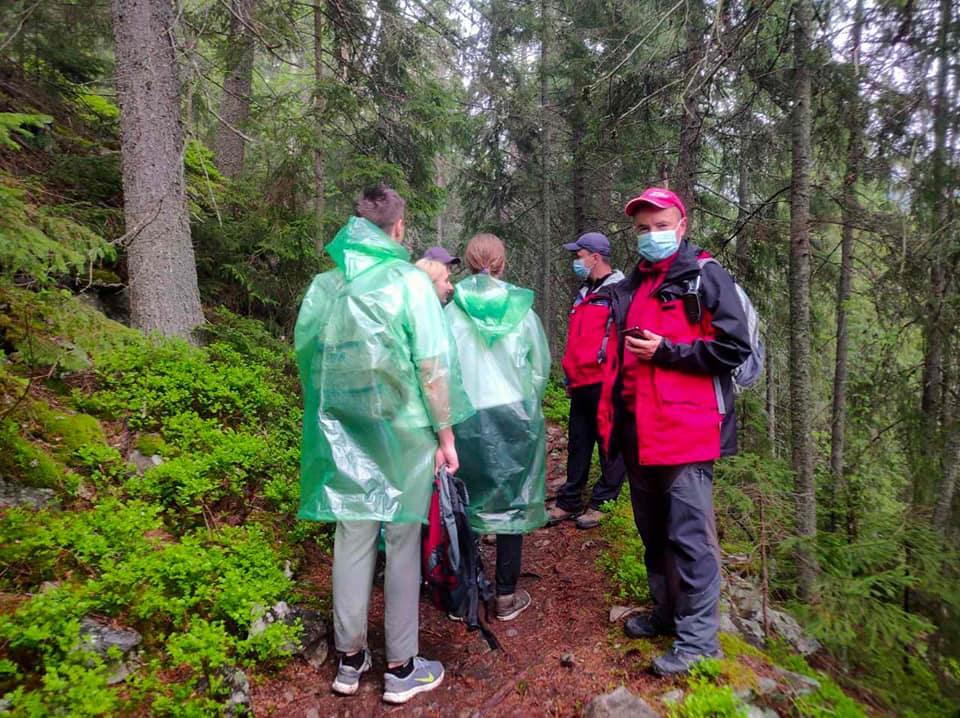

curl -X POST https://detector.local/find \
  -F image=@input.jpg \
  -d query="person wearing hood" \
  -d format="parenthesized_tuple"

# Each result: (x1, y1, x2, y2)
(596, 187, 752, 677)
(295, 187, 474, 704)
(547, 232, 627, 530)
(444, 233, 550, 622)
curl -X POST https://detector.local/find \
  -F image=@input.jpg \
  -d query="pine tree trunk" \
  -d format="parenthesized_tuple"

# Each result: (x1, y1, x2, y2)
(917, 0, 952, 506)
(674, 0, 705, 211)
(313, 0, 325, 248)
(212, 0, 257, 181)
(571, 101, 587, 235)
(538, 0, 553, 346)
(829, 0, 864, 537)
(789, 0, 818, 601)
(112, 0, 204, 339)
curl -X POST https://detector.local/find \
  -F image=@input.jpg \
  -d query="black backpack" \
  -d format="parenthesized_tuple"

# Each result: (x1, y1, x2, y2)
(422, 466, 500, 649)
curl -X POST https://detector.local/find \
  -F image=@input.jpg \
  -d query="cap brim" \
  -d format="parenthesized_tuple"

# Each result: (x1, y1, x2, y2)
(562, 242, 581, 251)
(624, 197, 670, 217)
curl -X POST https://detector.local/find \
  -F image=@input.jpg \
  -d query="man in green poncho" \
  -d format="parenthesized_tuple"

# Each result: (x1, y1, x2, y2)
(294, 187, 474, 704)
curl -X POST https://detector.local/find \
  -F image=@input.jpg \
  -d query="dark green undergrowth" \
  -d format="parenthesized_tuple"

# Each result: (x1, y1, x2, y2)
(0, 287, 330, 716)
(598, 451, 956, 716)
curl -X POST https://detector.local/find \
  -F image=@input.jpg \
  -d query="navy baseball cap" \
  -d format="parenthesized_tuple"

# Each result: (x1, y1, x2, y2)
(562, 232, 611, 256)
(422, 246, 461, 265)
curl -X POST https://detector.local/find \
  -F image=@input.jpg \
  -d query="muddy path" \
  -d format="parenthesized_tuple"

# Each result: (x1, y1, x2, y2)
(251, 427, 666, 717)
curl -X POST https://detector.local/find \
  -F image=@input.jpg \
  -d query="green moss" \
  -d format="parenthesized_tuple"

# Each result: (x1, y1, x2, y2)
(0, 286, 137, 373)
(135, 433, 166, 456)
(719, 631, 766, 660)
(0, 419, 67, 489)
(27, 403, 106, 461)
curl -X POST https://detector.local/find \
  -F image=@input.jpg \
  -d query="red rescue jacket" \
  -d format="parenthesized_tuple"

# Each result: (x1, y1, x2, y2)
(561, 271, 624, 388)
(597, 241, 752, 466)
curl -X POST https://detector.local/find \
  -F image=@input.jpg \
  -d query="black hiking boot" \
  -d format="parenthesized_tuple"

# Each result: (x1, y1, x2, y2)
(651, 646, 722, 677)
(624, 613, 676, 639)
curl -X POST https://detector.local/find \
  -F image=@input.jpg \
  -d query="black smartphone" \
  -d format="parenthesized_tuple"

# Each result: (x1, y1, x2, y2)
(622, 326, 645, 339)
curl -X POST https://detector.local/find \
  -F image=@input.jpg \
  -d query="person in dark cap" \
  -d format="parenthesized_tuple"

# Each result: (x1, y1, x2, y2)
(547, 232, 626, 530)
(422, 247, 462, 274)
(596, 187, 752, 676)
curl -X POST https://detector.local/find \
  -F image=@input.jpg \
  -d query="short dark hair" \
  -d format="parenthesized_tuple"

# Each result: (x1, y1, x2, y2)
(355, 186, 405, 231)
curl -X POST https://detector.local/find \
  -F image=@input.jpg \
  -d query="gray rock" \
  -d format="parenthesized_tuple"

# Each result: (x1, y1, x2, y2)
(0, 478, 57, 510)
(0, 697, 12, 713)
(128, 449, 163, 475)
(505, 628, 519, 638)
(78, 617, 142, 684)
(608, 605, 641, 623)
(660, 689, 684, 704)
(249, 601, 329, 668)
(223, 667, 251, 717)
(721, 575, 821, 655)
(755, 677, 778, 696)
(560, 653, 575, 667)
(305, 709, 320, 718)
(746, 705, 778, 718)
(734, 685, 753, 702)
(774, 667, 820, 696)
(584, 686, 659, 718)
(580, 540, 597, 551)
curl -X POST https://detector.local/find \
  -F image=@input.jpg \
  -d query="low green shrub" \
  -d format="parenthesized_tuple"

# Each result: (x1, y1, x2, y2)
(599, 491, 649, 604)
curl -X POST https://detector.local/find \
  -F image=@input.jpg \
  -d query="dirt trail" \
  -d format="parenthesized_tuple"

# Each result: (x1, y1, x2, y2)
(252, 427, 666, 717)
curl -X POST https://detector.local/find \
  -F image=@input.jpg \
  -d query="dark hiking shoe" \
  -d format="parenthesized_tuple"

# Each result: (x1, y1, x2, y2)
(331, 649, 372, 695)
(651, 647, 722, 677)
(575, 508, 605, 529)
(495, 589, 532, 621)
(624, 613, 676, 639)
(382, 656, 444, 704)
(547, 506, 577, 525)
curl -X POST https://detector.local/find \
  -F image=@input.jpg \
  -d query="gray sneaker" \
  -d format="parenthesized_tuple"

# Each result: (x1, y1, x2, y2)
(495, 589, 532, 621)
(331, 649, 372, 695)
(382, 656, 445, 704)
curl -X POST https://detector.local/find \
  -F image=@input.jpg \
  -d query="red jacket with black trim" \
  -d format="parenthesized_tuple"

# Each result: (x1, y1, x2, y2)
(561, 270, 624, 388)
(597, 240, 752, 466)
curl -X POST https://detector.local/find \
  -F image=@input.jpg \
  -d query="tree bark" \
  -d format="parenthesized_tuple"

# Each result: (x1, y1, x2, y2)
(313, 0, 325, 249)
(674, 0, 705, 211)
(112, 0, 204, 339)
(828, 0, 864, 538)
(917, 0, 952, 506)
(538, 0, 553, 346)
(789, 0, 818, 601)
(212, 0, 257, 181)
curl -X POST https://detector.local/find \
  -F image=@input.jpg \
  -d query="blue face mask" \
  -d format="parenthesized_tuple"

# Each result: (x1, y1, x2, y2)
(572, 258, 591, 280)
(637, 229, 679, 262)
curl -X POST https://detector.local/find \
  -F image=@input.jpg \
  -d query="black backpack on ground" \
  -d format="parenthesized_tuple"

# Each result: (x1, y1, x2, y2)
(422, 466, 500, 650)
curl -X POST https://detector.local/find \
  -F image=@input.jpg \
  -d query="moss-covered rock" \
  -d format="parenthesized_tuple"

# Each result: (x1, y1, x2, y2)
(26, 402, 107, 461)
(0, 418, 67, 489)
(0, 286, 137, 373)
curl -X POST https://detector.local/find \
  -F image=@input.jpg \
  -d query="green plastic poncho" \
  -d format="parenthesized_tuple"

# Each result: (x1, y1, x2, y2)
(445, 273, 551, 534)
(295, 217, 474, 524)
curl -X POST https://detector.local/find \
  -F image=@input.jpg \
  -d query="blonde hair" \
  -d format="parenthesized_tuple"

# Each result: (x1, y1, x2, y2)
(414, 258, 447, 284)
(464, 233, 506, 277)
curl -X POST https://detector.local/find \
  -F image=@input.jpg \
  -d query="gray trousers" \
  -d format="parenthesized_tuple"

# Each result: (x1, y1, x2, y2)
(332, 520, 421, 663)
(620, 414, 722, 654)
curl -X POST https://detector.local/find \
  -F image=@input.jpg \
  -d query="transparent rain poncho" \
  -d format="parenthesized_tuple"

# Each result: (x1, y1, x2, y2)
(445, 273, 551, 534)
(295, 217, 474, 524)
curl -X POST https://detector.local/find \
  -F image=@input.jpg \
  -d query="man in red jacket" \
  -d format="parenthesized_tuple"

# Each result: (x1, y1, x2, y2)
(597, 188, 751, 676)
(548, 232, 626, 530)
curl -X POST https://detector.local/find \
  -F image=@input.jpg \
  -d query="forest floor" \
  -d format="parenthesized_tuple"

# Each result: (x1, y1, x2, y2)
(251, 426, 671, 717)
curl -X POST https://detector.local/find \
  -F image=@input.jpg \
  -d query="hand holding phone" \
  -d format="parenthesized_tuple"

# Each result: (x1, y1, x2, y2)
(622, 326, 645, 339)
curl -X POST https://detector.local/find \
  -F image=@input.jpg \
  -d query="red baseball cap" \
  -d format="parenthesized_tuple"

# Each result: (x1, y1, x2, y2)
(623, 187, 687, 219)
